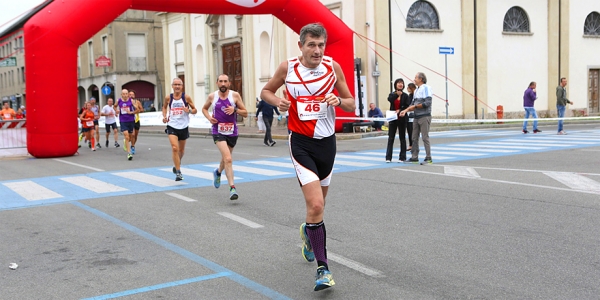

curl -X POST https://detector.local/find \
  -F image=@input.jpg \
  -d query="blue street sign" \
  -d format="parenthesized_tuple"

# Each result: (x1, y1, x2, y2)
(439, 47, 454, 55)
(101, 85, 112, 95)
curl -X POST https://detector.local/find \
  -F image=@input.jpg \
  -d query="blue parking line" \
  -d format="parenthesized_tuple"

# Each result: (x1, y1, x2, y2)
(82, 272, 231, 300)
(73, 201, 291, 300)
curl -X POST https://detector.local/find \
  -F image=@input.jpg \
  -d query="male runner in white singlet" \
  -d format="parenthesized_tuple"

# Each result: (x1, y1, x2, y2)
(260, 23, 355, 291)
(162, 78, 197, 181)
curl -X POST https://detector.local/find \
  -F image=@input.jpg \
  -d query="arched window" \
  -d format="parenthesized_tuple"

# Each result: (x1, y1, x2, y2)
(584, 12, 600, 36)
(503, 6, 529, 33)
(406, 1, 440, 30)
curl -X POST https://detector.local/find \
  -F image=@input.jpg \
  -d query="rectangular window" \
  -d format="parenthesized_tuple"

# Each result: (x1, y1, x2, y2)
(127, 33, 147, 71)
(88, 41, 94, 76)
(102, 36, 108, 55)
(21, 66, 25, 83)
(175, 40, 184, 64)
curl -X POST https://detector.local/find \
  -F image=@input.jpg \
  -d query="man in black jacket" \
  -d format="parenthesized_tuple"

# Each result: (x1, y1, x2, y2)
(256, 98, 281, 146)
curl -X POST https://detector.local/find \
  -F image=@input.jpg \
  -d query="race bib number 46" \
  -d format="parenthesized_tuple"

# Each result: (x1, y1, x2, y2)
(218, 122, 234, 135)
(297, 96, 327, 121)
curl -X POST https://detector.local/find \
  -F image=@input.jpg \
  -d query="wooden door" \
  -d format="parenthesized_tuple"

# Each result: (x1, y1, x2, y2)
(178, 74, 185, 93)
(589, 69, 599, 114)
(222, 42, 243, 100)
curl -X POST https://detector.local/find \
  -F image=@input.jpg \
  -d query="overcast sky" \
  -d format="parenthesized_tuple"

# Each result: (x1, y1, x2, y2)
(0, 0, 45, 33)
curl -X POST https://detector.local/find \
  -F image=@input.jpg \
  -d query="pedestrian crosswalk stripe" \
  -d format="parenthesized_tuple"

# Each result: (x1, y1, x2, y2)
(451, 143, 546, 150)
(113, 171, 187, 187)
(528, 137, 599, 142)
(509, 138, 597, 145)
(248, 161, 294, 169)
(543, 172, 600, 193)
(500, 139, 582, 146)
(336, 154, 386, 162)
(161, 168, 242, 181)
(473, 142, 549, 149)
(60, 176, 128, 193)
(383, 150, 484, 157)
(432, 146, 518, 153)
(444, 166, 480, 178)
(334, 160, 377, 167)
(3, 181, 62, 201)
(205, 164, 291, 176)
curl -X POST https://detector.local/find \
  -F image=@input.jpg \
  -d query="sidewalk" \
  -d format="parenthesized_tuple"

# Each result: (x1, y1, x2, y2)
(140, 124, 388, 140)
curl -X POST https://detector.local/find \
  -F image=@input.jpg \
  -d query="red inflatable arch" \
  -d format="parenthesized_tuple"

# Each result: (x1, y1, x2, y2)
(24, 0, 355, 158)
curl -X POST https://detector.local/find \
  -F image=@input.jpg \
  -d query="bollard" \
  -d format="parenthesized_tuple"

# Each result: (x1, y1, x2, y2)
(496, 105, 504, 124)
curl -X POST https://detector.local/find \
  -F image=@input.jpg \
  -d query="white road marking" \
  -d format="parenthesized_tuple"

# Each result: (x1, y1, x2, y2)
(476, 141, 556, 148)
(335, 154, 385, 162)
(113, 171, 187, 187)
(60, 176, 128, 193)
(452, 143, 544, 150)
(217, 212, 264, 228)
(543, 172, 600, 192)
(248, 161, 294, 168)
(327, 252, 385, 278)
(500, 139, 580, 146)
(3, 181, 62, 201)
(527, 137, 599, 143)
(334, 160, 378, 167)
(53, 159, 104, 172)
(160, 168, 242, 181)
(432, 146, 517, 153)
(444, 166, 480, 178)
(392, 168, 600, 195)
(166, 192, 197, 202)
(206, 164, 291, 176)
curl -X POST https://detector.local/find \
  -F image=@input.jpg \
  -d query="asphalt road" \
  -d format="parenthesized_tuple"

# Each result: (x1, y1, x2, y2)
(1, 123, 600, 299)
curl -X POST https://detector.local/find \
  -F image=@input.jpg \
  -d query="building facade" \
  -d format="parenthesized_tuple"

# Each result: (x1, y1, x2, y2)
(77, 10, 165, 111)
(0, 29, 25, 110)
(159, 0, 600, 120)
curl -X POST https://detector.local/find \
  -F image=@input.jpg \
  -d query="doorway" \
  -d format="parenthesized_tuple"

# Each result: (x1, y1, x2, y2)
(222, 42, 243, 100)
(589, 69, 599, 114)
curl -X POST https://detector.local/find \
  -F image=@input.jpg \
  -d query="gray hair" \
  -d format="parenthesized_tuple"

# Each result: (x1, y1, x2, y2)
(299, 23, 327, 45)
(417, 72, 427, 84)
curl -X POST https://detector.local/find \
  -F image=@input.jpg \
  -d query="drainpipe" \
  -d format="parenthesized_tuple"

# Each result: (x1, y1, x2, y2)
(473, 0, 478, 119)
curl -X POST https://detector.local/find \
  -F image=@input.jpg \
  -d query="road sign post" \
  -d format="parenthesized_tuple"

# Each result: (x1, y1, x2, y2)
(439, 47, 454, 119)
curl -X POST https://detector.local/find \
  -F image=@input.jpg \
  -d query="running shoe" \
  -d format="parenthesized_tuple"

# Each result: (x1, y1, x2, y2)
(115, 141, 120, 148)
(105, 140, 109, 147)
(79, 133, 83, 142)
(314, 266, 335, 291)
(533, 129, 542, 133)
(175, 172, 183, 181)
(213, 168, 221, 189)
(92, 147, 96, 152)
(423, 157, 433, 164)
(407, 157, 419, 163)
(558, 131, 567, 135)
(300, 223, 315, 262)
(229, 187, 238, 200)
(522, 130, 529, 134)
(270, 141, 277, 147)
(127, 154, 133, 161)
(131, 146, 136, 155)
(88, 142, 91, 148)
(264, 142, 270, 147)
(96, 143, 102, 149)
(385, 160, 391, 163)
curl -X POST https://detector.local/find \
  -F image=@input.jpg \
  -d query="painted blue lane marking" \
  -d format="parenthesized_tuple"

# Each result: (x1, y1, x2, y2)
(82, 272, 231, 300)
(2, 130, 600, 210)
(73, 202, 291, 300)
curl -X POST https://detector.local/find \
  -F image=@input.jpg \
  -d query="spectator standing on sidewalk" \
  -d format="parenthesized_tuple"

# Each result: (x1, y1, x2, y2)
(386, 78, 410, 162)
(522, 81, 541, 134)
(255, 98, 266, 133)
(556, 77, 573, 135)
(400, 72, 433, 164)
(256, 98, 280, 146)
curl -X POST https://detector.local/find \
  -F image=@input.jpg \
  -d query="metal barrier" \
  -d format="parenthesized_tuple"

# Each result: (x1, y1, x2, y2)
(0, 120, 27, 149)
